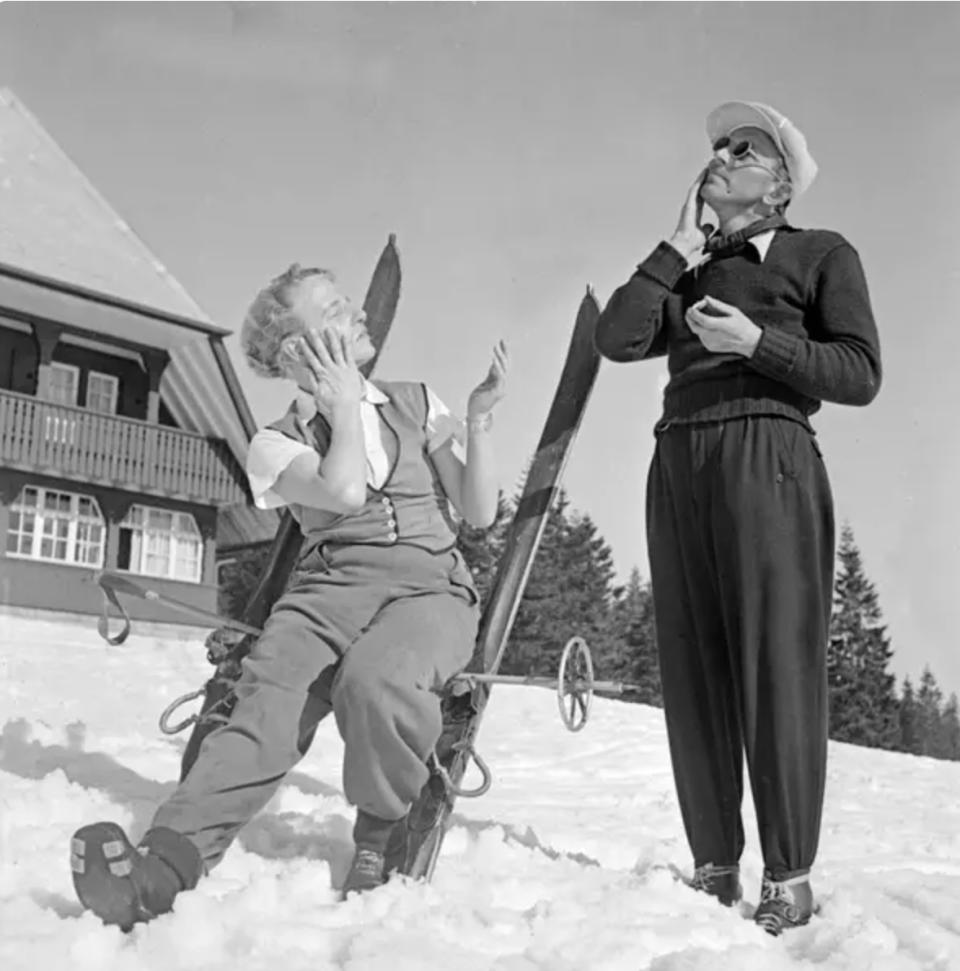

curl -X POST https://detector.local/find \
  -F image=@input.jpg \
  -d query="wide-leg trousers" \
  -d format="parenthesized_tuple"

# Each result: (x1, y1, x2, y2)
(646, 415, 834, 881)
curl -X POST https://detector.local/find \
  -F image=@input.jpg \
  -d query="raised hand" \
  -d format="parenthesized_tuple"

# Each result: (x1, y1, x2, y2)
(299, 327, 364, 413)
(467, 340, 509, 420)
(668, 168, 716, 260)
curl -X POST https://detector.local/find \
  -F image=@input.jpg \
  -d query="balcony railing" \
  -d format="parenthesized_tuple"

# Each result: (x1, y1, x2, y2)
(0, 388, 247, 505)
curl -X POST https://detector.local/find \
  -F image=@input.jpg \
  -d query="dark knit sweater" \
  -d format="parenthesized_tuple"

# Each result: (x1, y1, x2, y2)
(594, 226, 882, 426)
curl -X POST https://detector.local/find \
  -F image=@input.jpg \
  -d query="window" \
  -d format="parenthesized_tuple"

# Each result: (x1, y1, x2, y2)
(6, 486, 105, 567)
(86, 371, 119, 415)
(118, 504, 203, 583)
(48, 362, 79, 406)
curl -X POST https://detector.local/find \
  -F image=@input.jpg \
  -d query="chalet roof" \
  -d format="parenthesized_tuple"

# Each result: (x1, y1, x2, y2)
(0, 88, 279, 548)
(0, 88, 213, 323)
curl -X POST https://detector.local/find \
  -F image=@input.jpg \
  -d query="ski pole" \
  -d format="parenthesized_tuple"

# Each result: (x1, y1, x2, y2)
(95, 571, 264, 646)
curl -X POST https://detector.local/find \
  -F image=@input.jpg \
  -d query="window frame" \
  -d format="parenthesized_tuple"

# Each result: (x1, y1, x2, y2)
(86, 370, 120, 415)
(5, 485, 106, 568)
(117, 503, 204, 584)
(48, 361, 80, 406)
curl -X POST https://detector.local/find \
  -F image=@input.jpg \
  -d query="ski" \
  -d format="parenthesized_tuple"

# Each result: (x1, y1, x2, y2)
(177, 234, 402, 780)
(398, 287, 602, 881)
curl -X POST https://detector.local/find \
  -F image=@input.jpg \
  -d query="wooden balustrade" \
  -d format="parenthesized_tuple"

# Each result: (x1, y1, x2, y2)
(0, 388, 246, 504)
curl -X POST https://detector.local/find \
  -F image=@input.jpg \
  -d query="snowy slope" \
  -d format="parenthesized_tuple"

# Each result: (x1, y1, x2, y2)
(1, 615, 959, 970)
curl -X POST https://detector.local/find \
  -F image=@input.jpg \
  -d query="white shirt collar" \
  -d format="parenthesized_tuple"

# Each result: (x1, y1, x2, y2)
(749, 229, 776, 262)
(362, 380, 389, 405)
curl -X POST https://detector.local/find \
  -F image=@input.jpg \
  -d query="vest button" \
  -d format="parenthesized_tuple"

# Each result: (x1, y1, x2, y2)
(381, 497, 391, 506)
(387, 518, 397, 528)
(387, 531, 398, 542)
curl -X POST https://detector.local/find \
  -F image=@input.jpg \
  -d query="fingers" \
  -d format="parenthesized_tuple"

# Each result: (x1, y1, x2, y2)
(491, 339, 508, 377)
(340, 330, 356, 366)
(469, 341, 510, 411)
(303, 329, 333, 363)
(683, 167, 709, 212)
(694, 169, 718, 238)
(685, 305, 720, 331)
(304, 327, 359, 370)
(700, 295, 734, 312)
(685, 168, 706, 204)
(483, 341, 508, 391)
(690, 297, 732, 319)
(322, 328, 346, 366)
(301, 331, 333, 375)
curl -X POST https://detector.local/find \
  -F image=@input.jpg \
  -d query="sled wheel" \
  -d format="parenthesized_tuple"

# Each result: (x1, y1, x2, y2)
(557, 636, 593, 732)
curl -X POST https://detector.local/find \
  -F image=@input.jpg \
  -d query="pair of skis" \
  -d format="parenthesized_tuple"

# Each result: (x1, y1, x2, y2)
(398, 288, 601, 879)
(107, 234, 601, 877)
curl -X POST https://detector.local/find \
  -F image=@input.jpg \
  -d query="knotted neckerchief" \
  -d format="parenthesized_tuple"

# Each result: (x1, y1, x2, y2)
(702, 215, 788, 260)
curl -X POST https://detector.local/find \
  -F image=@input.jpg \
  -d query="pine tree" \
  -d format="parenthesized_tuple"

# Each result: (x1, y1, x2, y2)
(898, 677, 920, 755)
(502, 489, 619, 681)
(217, 543, 276, 620)
(605, 567, 661, 706)
(455, 492, 510, 605)
(940, 694, 960, 761)
(916, 667, 946, 758)
(827, 524, 900, 750)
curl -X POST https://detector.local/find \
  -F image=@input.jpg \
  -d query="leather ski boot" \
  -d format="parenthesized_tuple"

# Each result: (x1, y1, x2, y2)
(688, 862, 743, 907)
(753, 873, 816, 935)
(71, 822, 202, 931)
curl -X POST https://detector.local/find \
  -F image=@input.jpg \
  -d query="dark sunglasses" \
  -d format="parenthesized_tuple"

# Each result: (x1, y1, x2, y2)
(712, 135, 757, 159)
(711, 135, 785, 178)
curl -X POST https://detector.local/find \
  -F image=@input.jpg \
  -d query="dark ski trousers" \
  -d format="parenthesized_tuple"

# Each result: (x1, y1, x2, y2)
(646, 415, 834, 882)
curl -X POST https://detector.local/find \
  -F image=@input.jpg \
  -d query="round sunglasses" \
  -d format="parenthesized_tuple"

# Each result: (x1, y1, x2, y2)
(711, 135, 785, 178)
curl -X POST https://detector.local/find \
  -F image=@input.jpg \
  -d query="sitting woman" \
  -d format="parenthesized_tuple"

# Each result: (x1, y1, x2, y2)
(70, 263, 508, 929)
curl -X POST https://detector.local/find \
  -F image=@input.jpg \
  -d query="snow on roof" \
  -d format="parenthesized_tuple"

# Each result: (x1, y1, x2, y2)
(0, 87, 212, 323)
(0, 89, 272, 544)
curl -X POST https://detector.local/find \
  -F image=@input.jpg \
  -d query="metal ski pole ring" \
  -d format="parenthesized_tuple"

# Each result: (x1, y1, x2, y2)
(433, 741, 492, 799)
(557, 636, 593, 732)
(158, 688, 205, 735)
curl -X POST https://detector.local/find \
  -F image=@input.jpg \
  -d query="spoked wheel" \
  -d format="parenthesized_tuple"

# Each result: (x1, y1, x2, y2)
(557, 636, 593, 732)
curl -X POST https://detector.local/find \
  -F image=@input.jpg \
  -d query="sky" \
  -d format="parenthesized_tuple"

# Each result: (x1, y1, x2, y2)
(1, 3, 959, 693)
(2, 615, 960, 969)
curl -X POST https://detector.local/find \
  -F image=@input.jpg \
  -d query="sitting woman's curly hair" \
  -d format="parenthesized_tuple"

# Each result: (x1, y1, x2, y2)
(240, 264, 335, 378)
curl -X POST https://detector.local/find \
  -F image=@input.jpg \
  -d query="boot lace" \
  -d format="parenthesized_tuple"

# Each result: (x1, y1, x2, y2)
(354, 849, 384, 875)
(691, 862, 738, 891)
(759, 879, 791, 906)
(755, 878, 805, 935)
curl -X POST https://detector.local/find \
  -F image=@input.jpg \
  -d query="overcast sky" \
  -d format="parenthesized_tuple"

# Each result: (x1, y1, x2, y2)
(2, 2, 959, 694)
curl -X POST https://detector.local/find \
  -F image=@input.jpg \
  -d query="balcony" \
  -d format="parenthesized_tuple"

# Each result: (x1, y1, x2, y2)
(0, 388, 247, 505)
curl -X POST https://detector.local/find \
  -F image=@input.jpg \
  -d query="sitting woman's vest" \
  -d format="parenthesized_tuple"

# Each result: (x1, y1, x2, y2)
(268, 380, 460, 556)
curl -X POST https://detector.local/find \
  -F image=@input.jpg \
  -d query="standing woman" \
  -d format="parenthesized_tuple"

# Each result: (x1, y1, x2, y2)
(595, 102, 881, 934)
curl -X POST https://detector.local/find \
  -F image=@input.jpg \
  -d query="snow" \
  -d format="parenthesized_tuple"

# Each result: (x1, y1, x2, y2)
(2, 614, 959, 970)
